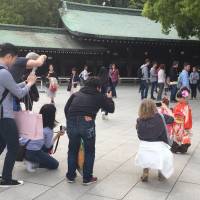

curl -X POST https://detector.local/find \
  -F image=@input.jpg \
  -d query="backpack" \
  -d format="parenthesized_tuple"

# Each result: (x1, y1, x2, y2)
(137, 68, 143, 79)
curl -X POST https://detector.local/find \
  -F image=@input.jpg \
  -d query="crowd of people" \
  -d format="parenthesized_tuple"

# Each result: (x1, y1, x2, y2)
(139, 59, 200, 102)
(0, 42, 197, 188)
(0, 43, 116, 187)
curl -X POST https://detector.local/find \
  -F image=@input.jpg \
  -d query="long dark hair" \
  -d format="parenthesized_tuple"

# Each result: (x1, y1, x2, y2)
(39, 104, 56, 129)
(98, 66, 109, 85)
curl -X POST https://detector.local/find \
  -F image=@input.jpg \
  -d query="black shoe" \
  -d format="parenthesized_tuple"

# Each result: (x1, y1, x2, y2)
(151, 97, 156, 100)
(66, 174, 76, 183)
(83, 177, 98, 186)
(66, 177, 75, 183)
(0, 179, 24, 188)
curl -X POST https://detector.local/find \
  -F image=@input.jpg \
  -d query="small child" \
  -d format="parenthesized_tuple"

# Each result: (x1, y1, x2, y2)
(171, 87, 192, 154)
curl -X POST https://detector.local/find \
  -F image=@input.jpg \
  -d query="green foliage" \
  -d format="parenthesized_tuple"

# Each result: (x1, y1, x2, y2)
(0, 0, 60, 27)
(143, 0, 200, 39)
(0, 0, 146, 27)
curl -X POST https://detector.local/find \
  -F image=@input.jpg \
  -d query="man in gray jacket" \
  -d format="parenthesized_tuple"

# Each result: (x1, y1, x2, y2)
(0, 43, 36, 187)
(140, 59, 150, 99)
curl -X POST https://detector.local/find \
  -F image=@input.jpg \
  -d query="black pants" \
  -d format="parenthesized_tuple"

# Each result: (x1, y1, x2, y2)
(0, 118, 19, 181)
(190, 84, 198, 98)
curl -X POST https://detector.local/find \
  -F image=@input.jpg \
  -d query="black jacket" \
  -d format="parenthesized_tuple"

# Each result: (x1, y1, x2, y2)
(169, 67, 178, 82)
(64, 86, 115, 119)
(136, 113, 174, 144)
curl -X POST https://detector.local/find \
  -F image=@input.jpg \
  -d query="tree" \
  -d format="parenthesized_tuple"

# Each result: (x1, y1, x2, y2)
(143, 0, 200, 39)
(0, 0, 147, 27)
(0, 0, 60, 27)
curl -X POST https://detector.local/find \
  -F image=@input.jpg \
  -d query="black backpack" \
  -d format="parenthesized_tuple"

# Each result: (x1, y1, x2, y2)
(137, 68, 143, 79)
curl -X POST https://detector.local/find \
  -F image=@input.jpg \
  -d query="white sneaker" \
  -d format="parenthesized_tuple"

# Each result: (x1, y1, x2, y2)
(25, 160, 36, 173)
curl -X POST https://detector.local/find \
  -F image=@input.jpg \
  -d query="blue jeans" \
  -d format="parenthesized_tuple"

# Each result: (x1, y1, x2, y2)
(170, 85, 177, 101)
(140, 80, 149, 99)
(25, 150, 59, 170)
(66, 116, 96, 182)
(111, 81, 118, 97)
(151, 81, 157, 98)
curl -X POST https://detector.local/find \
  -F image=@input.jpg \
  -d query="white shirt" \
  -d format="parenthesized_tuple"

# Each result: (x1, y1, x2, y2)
(80, 69, 89, 81)
(158, 69, 165, 83)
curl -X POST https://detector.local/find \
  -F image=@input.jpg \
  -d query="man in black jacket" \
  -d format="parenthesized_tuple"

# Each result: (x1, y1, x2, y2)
(64, 77, 115, 185)
(169, 61, 179, 102)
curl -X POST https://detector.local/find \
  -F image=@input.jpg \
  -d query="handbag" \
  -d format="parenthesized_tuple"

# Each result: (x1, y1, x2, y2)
(14, 111, 43, 140)
(49, 77, 58, 92)
(16, 140, 31, 162)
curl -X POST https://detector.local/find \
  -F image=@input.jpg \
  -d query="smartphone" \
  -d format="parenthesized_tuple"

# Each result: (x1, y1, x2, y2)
(156, 102, 162, 107)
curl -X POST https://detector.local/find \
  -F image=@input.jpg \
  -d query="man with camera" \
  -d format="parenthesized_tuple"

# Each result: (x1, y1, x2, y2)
(10, 52, 47, 111)
(64, 77, 115, 185)
(0, 43, 37, 187)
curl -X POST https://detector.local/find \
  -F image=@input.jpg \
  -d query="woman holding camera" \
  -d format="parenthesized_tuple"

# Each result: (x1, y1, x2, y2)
(20, 104, 64, 172)
(135, 99, 174, 182)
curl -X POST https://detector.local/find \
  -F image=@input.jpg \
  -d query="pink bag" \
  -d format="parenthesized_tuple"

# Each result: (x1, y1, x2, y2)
(14, 111, 43, 140)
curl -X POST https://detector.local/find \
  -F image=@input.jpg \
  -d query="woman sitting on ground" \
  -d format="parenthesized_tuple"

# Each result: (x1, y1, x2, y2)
(21, 104, 64, 172)
(135, 99, 174, 182)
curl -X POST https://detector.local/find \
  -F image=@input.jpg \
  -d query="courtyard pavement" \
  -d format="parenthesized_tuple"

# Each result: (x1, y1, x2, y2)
(0, 85, 200, 200)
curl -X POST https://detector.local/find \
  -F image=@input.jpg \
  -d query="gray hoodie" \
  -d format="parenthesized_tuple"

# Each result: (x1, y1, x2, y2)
(0, 64, 30, 119)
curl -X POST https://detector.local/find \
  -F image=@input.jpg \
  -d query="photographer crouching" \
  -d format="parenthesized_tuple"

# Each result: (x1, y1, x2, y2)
(20, 104, 65, 172)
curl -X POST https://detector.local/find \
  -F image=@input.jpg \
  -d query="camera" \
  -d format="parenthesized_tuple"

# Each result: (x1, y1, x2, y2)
(156, 102, 162, 107)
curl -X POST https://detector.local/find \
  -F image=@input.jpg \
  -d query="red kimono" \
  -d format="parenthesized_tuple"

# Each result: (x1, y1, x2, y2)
(172, 101, 192, 146)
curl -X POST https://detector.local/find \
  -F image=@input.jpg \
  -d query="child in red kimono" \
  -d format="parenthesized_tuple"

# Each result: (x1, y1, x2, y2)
(171, 87, 192, 154)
